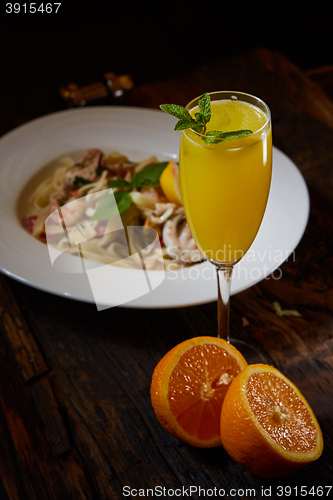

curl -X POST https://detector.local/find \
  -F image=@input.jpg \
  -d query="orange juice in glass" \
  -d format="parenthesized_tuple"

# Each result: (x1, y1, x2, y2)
(179, 91, 272, 348)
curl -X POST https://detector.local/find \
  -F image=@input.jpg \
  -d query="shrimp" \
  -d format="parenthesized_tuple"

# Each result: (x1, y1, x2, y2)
(143, 203, 176, 238)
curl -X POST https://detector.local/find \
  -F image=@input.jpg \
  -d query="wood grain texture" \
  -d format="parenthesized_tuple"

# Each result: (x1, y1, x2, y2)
(0, 49, 332, 499)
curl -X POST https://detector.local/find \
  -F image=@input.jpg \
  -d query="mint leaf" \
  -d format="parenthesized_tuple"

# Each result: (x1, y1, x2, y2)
(131, 162, 168, 188)
(90, 191, 132, 221)
(198, 93, 211, 123)
(174, 118, 195, 131)
(159, 104, 192, 121)
(160, 94, 211, 135)
(114, 191, 132, 214)
(107, 178, 131, 189)
(160, 103, 196, 132)
(202, 129, 252, 144)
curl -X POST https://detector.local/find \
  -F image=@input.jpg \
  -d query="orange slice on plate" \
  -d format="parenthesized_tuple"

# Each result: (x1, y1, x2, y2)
(220, 364, 324, 478)
(150, 336, 248, 448)
(159, 160, 182, 205)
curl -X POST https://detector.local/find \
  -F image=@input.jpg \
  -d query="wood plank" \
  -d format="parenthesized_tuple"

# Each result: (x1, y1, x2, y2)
(0, 274, 48, 383)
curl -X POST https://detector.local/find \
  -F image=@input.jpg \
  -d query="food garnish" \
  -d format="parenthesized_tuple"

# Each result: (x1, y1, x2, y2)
(101, 161, 169, 216)
(108, 161, 168, 190)
(160, 93, 252, 144)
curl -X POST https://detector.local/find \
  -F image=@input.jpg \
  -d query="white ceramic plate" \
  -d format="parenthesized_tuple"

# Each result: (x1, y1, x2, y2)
(0, 107, 309, 308)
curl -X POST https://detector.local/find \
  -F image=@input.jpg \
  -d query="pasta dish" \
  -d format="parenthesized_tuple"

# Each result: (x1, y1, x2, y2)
(22, 149, 204, 270)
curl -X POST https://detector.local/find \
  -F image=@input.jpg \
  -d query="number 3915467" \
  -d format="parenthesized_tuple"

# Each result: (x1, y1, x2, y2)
(5, 3, 61, 13)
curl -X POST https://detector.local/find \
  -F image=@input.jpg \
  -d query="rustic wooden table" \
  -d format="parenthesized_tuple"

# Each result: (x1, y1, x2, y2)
(0, 49, 332, 499)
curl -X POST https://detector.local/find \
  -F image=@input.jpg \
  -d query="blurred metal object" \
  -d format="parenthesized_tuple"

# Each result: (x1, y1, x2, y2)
(104, 72, 134, 98)
(60, 73, 134, 107)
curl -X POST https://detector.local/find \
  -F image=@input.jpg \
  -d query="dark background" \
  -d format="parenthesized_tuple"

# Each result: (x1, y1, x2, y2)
(0, 0, 332, 135)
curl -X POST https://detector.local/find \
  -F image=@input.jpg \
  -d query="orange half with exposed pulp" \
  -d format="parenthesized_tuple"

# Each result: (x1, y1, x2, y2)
(220, 364, 324, 478)
(151, 336, 248, 448)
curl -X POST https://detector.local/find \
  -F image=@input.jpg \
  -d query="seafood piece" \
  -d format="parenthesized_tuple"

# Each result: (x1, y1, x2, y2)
(144, 203, 176, 237)
(60, 199, 86, 226)
(48, 190, 80, 213)
(64, 148, 102, 189)
(140, 187, 168, 204)
(162, 208, 204, 265)
(150, 203, 176, 224)
(101, 151, 135, 179)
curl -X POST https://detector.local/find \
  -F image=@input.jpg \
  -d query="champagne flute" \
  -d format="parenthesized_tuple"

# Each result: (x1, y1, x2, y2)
(179, 91, 272, 358)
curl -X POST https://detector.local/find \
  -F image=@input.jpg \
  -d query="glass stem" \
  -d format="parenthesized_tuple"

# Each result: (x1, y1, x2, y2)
(216, 266, 233, 342)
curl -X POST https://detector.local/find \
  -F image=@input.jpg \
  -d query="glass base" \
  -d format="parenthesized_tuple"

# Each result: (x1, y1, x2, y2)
(229, 338, 268, 364)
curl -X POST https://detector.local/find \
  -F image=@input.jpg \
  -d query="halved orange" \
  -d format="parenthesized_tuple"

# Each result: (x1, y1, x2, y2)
(220, 364, 323, 478)
(150, 336, 248, 448)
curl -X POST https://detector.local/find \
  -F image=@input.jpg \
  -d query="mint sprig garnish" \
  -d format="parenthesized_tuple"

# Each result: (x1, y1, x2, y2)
(91, 161, 169, 218)
(108, 161, 168, 191)
(160, 93, 252, 143)
(160, 93, 210, 134)
(202, 129, 252, 144)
